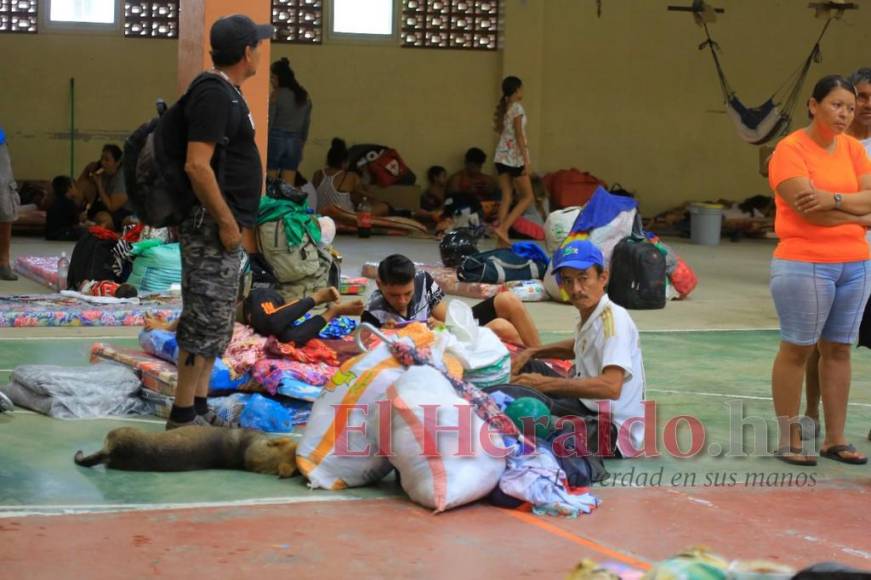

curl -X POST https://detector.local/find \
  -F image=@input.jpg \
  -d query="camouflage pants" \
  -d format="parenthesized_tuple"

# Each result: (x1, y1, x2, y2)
(176, 208, 242, 359)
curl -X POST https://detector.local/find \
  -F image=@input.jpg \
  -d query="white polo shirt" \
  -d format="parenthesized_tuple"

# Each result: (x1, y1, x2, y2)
(573, 294, 646, 456)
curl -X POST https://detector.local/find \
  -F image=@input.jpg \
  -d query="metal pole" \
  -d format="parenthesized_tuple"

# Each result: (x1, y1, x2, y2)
(69, 77, 75, 177)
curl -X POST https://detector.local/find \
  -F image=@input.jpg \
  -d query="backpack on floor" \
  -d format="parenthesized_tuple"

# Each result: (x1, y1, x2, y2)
(123, 73, 241, 227)
(367, 148, 415, 187)
(257, 220, 332, 302)
(457, 249, 546, 284)
(66, 233, 121, 291)
(608, 233, 667, 310)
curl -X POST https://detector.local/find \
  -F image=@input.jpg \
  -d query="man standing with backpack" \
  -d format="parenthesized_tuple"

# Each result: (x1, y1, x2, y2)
(167, 15, 273, 430)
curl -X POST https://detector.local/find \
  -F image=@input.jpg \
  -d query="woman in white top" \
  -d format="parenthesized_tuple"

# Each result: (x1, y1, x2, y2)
(313, 138, 389, 217)
(492, 76, 535, 247)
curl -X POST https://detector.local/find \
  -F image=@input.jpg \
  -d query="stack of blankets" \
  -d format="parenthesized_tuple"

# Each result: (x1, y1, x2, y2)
(91, 322, 360, 433)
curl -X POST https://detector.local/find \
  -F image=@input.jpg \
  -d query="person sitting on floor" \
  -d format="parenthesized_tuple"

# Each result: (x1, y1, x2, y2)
(314, 138, 390, 218)
(45, 176, 85, 241)
(146, 286, 363, 347)
(361, 253, 541, 347)
(510, 240, 646, 458)
(447, 147, 500, 202)
(416, 165, 448, 224)
(79, 144, 135, 231)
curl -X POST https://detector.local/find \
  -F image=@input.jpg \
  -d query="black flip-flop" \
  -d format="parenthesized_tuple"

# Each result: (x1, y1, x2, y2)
(820, 444, 868, 465)
(774, 446, 817, 467)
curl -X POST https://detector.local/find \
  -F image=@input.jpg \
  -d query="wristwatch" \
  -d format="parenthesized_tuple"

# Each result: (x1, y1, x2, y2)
(834, 193, 843, 209)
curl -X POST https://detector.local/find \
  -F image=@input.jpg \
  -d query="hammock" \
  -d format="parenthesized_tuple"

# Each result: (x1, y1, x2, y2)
(697, 16, 833, 145)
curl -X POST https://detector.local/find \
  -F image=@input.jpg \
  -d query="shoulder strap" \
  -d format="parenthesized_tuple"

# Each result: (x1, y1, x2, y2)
(185, 72, 245, 190)
(184, 73, 243, 148)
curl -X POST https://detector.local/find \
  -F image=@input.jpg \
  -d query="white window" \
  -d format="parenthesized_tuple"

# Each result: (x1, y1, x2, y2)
(50, 0, 114, 23)
(42, 0, 121, 31)
(332, 0, 393, 37)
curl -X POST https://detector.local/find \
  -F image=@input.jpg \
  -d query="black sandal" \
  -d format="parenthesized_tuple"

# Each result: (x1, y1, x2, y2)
(774, 446, 817, 467)
(820, 444, 868, 465)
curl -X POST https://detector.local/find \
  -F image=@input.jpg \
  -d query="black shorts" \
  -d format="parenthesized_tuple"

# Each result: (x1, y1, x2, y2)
(176, 209, 242, 359)
(495, 163, 524, 178)
(471, 296, 498, 325)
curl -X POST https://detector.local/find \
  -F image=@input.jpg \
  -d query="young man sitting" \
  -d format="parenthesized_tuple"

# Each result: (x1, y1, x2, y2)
(361, 254, 541, 347)
(510, 240, 646, 458)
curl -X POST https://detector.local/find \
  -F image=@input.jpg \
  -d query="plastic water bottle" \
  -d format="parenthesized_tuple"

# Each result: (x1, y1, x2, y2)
(357, 197, 372, 239)
(56, 252, 69, 292)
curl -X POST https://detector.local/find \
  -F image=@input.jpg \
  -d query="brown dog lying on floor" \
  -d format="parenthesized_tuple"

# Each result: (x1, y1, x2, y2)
(74, 426, 298, 478)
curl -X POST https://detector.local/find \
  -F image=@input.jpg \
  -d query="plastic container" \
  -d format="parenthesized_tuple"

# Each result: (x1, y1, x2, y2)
(56, 252, 69, 291)
(689, 203, 724, 246)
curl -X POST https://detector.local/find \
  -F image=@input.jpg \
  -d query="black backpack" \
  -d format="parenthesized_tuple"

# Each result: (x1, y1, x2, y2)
(66, 234, 121, 291)
(608, 226, 667, 310)
(123, 73, 241, 227)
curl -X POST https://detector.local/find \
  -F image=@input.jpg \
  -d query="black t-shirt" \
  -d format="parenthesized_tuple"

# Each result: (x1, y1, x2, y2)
(46, 195, 78, 234)
(185, 77, 262, 228)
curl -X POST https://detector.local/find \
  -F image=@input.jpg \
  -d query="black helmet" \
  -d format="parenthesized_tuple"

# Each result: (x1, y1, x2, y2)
(266, 177, 307, 204)
(440, 228, 478, 268)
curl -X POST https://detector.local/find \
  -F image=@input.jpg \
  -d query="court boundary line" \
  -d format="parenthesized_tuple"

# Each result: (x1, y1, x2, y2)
(542, 328, 780, 335)
(504, 509, 651, 571)
(0, 494, 389, 518)
(0, 335, 138, 341)
(648, 388, 871, 408)
(0, 329, 782, 342)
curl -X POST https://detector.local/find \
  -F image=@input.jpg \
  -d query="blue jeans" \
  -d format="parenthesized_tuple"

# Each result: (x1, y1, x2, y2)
(770, 258, 871, 345)
(267, 129, 304, 171)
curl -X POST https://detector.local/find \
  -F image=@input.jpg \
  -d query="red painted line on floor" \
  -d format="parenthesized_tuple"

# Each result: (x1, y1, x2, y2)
(504, 509, 652, 571)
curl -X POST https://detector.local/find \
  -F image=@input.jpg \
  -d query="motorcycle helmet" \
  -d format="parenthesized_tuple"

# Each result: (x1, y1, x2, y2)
(439, 228, 479, 268)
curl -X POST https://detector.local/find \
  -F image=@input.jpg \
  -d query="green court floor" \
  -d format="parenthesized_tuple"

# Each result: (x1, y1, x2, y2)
(1, 331, 869, 513)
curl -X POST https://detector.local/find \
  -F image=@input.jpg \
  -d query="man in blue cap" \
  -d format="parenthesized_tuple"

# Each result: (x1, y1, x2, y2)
(0, 127, 19, 281)
(167, 14, 273, 430)
(510, 240, 647, 458)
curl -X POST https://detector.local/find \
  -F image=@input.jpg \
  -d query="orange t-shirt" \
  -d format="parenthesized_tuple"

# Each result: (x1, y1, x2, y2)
(768, 129, 871, 262)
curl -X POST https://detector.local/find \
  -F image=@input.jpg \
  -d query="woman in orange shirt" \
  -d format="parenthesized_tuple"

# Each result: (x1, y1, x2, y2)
(768, 75, 871, 466)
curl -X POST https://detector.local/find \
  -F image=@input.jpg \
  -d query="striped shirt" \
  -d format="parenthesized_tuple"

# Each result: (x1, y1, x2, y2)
(362, 271, 445, 327)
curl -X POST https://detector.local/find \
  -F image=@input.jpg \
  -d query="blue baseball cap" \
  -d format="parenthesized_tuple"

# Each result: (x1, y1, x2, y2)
(553, 240, 604, 272)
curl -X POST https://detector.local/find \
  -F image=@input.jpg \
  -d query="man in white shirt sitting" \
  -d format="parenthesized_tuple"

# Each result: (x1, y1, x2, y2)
(510, 240, 646, 458)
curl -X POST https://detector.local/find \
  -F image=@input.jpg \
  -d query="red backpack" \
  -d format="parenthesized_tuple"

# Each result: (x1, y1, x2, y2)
(368, 148, 411, 187)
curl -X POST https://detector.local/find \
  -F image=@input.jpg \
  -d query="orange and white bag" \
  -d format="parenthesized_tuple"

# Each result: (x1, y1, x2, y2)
(297, 324, 461, 490)
(387, 365, 507, 512)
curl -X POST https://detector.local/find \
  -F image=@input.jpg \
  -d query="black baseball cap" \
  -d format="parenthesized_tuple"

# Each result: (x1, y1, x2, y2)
(210, 14, 273, 54)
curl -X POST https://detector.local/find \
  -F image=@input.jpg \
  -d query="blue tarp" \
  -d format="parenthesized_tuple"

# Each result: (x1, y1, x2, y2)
(570, 187, 638, 233)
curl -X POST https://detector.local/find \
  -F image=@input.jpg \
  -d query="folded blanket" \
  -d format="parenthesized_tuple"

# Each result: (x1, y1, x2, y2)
(1, 362, 150, 418)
